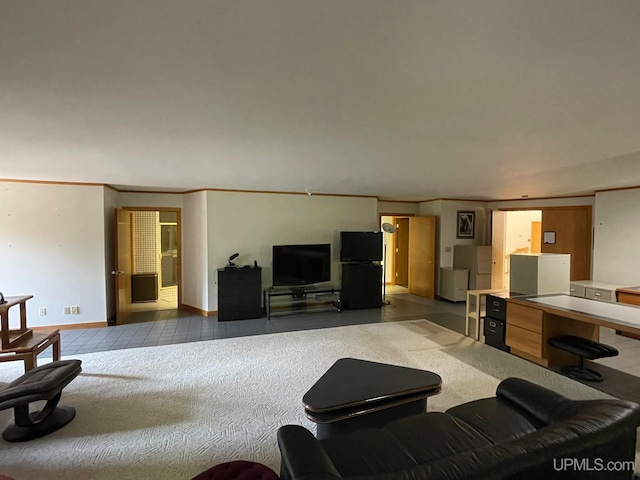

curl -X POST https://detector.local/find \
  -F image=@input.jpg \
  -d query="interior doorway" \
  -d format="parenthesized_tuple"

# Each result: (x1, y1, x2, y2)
(491, 206, 592, 290)
(381, 216, 408, 293)
(114, 207, 182, 324)
(491, 210, 542, 289)
(380, 214, 437, 299)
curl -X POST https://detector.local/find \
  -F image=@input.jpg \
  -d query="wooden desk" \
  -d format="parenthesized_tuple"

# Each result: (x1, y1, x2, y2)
(617, 287, 640, 307)
(0, 295, 60, 371)
(505, 294, 640, 368)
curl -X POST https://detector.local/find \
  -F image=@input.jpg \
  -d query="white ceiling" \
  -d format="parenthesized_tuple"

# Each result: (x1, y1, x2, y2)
(1, 1, 639, 201)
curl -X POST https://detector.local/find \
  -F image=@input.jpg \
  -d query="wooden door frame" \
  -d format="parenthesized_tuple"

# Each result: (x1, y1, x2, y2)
(114, 208, 133, 325)
(392, 216, 410, 286)
(490, 205, 592, 281)
(379, 213, 414, 287)
(120, 207, 183, 310)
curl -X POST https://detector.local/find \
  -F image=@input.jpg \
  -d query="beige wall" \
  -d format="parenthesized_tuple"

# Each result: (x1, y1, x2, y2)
(593, 188, 640, 285)
(0, 181, 107, 326)
(206, 191, 378, 311)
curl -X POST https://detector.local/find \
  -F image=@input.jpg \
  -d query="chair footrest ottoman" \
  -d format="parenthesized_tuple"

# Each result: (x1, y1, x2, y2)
(0, 359, 82, 441)
(547, 335, 618, 382)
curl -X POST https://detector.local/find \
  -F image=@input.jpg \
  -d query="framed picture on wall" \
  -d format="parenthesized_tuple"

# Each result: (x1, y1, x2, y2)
(456, 211, 475, 239)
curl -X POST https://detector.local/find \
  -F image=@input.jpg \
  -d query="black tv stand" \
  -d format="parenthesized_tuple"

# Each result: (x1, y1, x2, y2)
(264, 285, 341, 319)
(290, 287, 309, 299)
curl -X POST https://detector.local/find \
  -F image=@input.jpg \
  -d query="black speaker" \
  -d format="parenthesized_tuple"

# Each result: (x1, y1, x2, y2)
(341, 263, 382, 310)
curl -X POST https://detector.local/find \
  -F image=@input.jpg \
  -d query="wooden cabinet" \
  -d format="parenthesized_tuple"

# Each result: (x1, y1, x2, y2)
(617, 287, 640, 306)
(505, 303, 543, 358)
(439, 267, 468, 302)
(217, 268, 262, 321)
(505, 297, 598, 368)
(453, 246, 492, 290)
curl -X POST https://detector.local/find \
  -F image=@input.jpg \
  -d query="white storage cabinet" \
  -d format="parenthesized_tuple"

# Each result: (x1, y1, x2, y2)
(509, 253, 570, 296)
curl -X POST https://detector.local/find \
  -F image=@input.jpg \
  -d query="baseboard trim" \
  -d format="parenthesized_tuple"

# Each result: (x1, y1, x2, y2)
(32, 321, 109, 331)
(181, 303, 217, 317)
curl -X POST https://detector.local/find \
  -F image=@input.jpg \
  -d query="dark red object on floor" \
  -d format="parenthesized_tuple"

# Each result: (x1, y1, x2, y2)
(192, 460, 279, 480)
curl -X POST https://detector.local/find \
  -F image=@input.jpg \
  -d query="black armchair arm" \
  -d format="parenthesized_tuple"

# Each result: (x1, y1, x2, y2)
(277, 425, 342, 480)
(496, 377, 577, 425)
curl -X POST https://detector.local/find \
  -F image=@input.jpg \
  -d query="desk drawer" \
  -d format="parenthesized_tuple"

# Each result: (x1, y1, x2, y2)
(486, 295, 507, 321)
(477, 261, 492, 275)
(475, 274, 492, 290)
(507, 303, 543, 333)
(618, 292, 640, 306)
(585, 287, 614, 303)
(569, 284, 586, 297)
(506, 324, 542, 357)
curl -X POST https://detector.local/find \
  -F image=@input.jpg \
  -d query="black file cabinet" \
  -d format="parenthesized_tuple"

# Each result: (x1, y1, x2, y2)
(340, 263, 382, 310)
(217, 267, 262, 321)
(483, 293, 510, 352)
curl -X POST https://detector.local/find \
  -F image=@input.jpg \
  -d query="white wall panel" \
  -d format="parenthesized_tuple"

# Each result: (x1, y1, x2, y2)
(0, 181, 106, 326)
(593, 189, 640, 285)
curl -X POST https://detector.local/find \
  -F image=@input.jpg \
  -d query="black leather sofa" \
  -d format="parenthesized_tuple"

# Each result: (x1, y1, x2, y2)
(278, 378, 640, 480)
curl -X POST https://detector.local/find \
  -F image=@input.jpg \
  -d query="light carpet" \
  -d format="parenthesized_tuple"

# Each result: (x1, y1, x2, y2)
(0, 320, 610, 480)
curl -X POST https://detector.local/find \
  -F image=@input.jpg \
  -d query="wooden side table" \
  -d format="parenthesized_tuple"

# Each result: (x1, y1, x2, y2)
(0, 295, 61, 372)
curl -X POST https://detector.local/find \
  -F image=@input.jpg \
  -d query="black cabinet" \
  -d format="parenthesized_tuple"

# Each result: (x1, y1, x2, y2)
(217, 267, 262, 321)
(341, 263, 382, 310)
(484, 293, 510, 352)
(486, 294, 507, 321)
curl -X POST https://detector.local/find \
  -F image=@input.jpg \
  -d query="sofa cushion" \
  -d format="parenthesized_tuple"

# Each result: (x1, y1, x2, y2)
(319, 428, 417, 477)
(446, 397, 540, 444)
(384, 412, 492, 464)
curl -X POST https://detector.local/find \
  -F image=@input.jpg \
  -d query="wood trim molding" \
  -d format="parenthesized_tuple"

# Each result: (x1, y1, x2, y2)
(121, 206, 182, 212)
(180, 303, 216, 317)
(0, 178, 105, 187)
(115, 188, 186, 194)
(6, 177, 637, 202)
(486, 194, 595, 203)
(378, 199, 420, 204)
(32, 321, 108, 331)
(595, 185, 640, 194)
(185, 187, 379, 199)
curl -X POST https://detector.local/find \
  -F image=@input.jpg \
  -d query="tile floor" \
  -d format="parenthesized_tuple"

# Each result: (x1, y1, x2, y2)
(60, 291, 459, 355)
(39, 291, 640, 403)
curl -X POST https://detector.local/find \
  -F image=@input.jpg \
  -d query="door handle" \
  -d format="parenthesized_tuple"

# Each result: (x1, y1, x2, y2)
(111, 270, 124, 275)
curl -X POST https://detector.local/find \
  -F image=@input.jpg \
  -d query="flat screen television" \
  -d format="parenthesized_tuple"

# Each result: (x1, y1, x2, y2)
(340, 231, 383, 262)
(272, 244, 331, 287)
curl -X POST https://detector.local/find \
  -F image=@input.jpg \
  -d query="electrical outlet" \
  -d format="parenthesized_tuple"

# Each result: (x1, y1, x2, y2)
(71, 306, 79, 314)
(39, 308, 47, 316)
(64, 306, 71, 315)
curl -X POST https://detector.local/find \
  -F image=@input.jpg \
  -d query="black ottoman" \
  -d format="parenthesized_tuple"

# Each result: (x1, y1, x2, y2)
(548, 335, 618, 382)
(0, 359, 82, 441)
